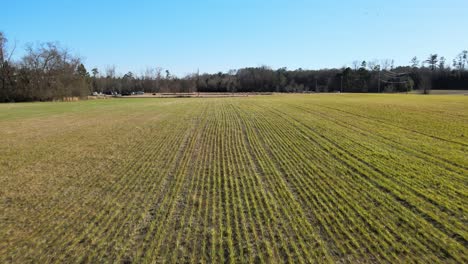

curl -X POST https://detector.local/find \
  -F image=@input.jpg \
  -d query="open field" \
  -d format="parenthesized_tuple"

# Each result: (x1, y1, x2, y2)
(88, 92, 271, 100)
(406, 90, 468, 95)
(0, 94, 467, 263)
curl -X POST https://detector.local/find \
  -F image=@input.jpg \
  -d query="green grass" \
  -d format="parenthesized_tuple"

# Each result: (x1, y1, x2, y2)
(0, 94, 467, 263)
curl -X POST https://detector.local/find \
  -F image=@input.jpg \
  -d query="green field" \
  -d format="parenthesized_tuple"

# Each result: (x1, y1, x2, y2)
(0, 94, 467, 263)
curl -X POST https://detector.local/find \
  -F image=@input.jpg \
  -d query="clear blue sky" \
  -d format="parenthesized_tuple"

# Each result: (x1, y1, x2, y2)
(4, 0, 468, 76)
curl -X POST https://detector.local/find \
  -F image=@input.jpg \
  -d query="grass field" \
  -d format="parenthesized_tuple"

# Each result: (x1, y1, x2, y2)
(0, 94, 467, 263)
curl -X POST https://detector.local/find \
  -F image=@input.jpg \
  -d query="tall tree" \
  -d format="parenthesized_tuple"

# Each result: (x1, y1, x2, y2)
(438, 57, 446, 70)
(453, 50, 467, 71)
(91, 68, 99, 92)
(426, 54, 438, 71)
(77, 63, 89, 78)
(410, 56, 419, 68)
(0, 32, 8, 101)
(91, 68, 99, 78)
(0, 32, 5, 64)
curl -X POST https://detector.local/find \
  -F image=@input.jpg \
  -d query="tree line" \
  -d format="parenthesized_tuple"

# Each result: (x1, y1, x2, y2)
(0, 33, 90, 102)
(90, 54, 468, 96)
(86, 54, 468, 96)
(1, 32, 467, 102)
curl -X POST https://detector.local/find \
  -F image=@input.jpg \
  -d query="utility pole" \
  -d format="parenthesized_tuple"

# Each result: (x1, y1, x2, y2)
(197, 68, 200, 97)
(378, 67, 381, 93)
(340, 76, 343, 93)
(406, 76, 409, 94)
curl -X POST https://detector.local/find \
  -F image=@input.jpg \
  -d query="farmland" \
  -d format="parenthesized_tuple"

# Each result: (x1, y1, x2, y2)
(0, 94, 467, 263)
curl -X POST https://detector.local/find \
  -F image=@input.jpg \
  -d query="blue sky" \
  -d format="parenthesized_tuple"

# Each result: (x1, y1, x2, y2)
(4, 0, 468, 76)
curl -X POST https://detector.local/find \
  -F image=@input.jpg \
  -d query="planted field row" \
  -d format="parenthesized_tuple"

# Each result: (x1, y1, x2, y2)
(0, 94, 466, 263)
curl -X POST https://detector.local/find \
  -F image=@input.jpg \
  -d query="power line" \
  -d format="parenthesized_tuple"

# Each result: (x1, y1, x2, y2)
(381, 71, 410, 77)
(380, 79, 410, 84)
(378, 69, 411, 93)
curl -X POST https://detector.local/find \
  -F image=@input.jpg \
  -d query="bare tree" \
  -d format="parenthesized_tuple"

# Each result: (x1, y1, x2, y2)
(367, 60, 379, 71)
(141, 67, 155, 92)
(0, 32, 11, 101)
(18, 41, 88, 100)
(0, 32, 5, 64)
(155, 67, 162, 92)
(105, 65, 116, 78)
(381, 59, 392, 70)
(0, 32, 15, 64)
(352, 60, 360, 70)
